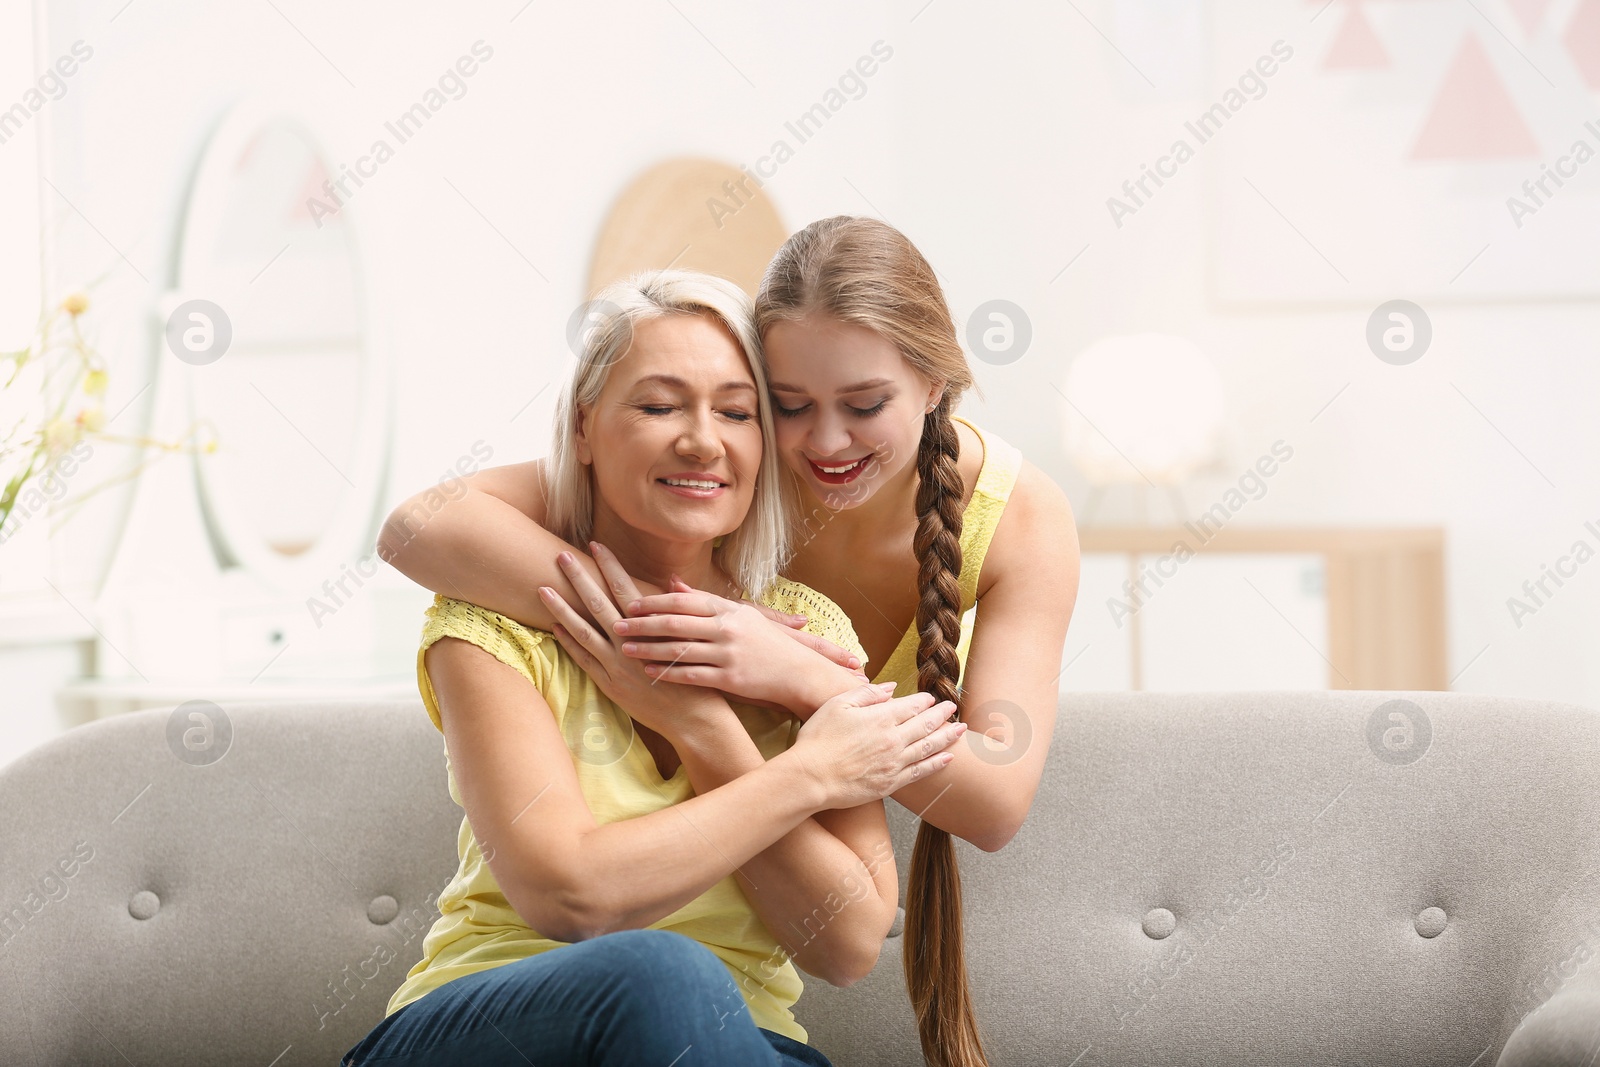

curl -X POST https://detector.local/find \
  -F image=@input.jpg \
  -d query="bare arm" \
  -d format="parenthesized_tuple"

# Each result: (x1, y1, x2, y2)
(882, 462, 1081, 853)
(428, 635, 828, 942)
(545, 549, 913, 985)
(377, 460, 653, 629)
(430, 630, 960, 949)
(379, 466, 850, 686)
(672, 720, 899, 987)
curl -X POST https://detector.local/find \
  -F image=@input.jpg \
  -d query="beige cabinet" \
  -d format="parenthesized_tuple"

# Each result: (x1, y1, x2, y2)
(1066, 528, 1447, 691)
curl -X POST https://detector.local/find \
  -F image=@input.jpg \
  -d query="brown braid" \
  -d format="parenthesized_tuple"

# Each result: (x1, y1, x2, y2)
(902, 394, 990, 1067)
(913, 396, 965, 706)
(754, 215, 990, 1067)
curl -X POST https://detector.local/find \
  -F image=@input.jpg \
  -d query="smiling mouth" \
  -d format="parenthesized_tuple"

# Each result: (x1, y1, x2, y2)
(658, 477, 727, 489)
(656, 476, 729, 498)
(807, 455, 871, 484)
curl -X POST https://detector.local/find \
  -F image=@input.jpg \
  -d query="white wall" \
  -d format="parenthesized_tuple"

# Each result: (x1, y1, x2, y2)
(885, 0, 1600, 706)
(3, 0, 1596, 771)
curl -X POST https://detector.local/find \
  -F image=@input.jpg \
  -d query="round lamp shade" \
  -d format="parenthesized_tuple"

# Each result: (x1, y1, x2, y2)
(1060, 333, 1225, 486)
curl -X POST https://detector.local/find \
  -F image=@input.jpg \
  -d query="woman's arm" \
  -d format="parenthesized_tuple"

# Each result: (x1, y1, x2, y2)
(426, 636, 830, 943)
(669, 715, 899, 987)
(546, 550, 920, 986)
(378, 465, 852, 672)
(376, 460, 644, 630)
(429, 632, 955, 963)
(886, 462, 1081, 853)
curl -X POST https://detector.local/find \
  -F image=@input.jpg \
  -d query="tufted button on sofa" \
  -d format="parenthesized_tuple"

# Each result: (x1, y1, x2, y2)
(2, 691, 1597, 1066)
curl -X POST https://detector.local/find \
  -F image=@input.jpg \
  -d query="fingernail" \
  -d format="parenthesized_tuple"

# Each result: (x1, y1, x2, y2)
(612, 620, 628, 634)
(538, 586, 552, 599)
(875, 681, 896, 691)
(622, 642, 637, 654)
(847, 656, 860, 668)
(557, 551, 573, 565)
(627, 600, 641, 613)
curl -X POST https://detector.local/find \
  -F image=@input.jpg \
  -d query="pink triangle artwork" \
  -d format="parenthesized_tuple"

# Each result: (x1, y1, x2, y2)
(1566, 0, 1600, 88)
(1507, 0, 1552, 34)
(1323, 2, 1389, 70)
(1410, 32, 1540, 160)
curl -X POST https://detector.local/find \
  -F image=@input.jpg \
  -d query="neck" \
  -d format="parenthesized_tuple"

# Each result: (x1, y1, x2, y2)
(586, 502, 732, 594)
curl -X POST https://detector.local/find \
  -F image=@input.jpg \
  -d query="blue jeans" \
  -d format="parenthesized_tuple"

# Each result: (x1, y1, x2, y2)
(341, 928, 834, 1066)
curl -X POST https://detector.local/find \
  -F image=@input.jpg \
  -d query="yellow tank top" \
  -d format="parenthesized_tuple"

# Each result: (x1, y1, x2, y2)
(386, 578, 867, 1044)
(869, 416, 1023, 694)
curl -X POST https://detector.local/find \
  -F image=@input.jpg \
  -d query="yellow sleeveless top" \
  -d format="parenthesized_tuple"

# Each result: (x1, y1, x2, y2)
(387, 579, 868, 1045)
(870, 416, 1023, 694)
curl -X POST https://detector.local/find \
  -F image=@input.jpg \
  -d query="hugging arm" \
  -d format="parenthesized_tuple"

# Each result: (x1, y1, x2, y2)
(376, 460, 638, 631)
(886, 462, 1081, 853)
(426, 635, 831, 944)
(377, 462, 856, 669)
(671, 713, 899, 987)
(548, 548, 963, 987)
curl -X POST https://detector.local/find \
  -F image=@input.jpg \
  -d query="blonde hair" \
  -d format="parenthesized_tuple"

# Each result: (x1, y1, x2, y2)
(755, 216, 989, 1067)
(546, 269, 790, 599)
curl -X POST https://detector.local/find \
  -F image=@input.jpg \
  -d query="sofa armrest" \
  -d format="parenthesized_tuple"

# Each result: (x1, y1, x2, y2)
(1498, 986, 1600, 1066)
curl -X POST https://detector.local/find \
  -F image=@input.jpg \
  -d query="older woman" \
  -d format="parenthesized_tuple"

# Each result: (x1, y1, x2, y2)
(342, 271, 967, 1067)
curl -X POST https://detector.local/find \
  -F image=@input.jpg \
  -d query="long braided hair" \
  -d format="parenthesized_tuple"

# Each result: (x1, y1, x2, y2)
(755, 215, 987, 1067)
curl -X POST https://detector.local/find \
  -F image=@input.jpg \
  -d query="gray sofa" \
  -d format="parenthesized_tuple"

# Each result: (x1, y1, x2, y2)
(2, 690, 1598, 1065)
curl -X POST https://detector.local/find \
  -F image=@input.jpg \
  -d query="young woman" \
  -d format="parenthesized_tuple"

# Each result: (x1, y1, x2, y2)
(346, 271, 968, 1067)
(377, 217, 1081, 1067)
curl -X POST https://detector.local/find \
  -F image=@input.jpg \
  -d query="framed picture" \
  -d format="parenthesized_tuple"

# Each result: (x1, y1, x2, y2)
(1208, 0, 1600, 304)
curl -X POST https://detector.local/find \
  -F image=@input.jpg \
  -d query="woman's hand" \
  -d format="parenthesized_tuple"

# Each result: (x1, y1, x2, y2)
(537, 548, 723, 743)
(787, 682, 968, 810)
(604, 560, 865, 708)
(742, 597, 861, 672)
(669, 575, 868, 675)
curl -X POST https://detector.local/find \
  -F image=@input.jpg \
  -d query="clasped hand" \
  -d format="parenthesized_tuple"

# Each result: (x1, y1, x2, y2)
(540, 542, 967, 807)
(549, 542, 864, 717)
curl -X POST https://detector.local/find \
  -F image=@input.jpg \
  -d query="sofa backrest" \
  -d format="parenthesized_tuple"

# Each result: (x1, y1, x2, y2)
(796, 690, 1600, 1066)
(1, 691, 1596, 1066)
(0, 699, 461, 1066)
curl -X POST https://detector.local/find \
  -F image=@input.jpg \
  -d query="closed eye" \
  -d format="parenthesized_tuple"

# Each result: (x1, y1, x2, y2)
(639, 404, 755, 422)
(774, 399, 888, 418)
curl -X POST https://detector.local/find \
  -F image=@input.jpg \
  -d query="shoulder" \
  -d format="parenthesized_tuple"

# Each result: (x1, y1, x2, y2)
(953, 418, 985, 510)
(758, 578, 869, 665)
(979, 458, 1080, 595)
(1010, 459, 1075, 524)
(421, 594, 559, 686)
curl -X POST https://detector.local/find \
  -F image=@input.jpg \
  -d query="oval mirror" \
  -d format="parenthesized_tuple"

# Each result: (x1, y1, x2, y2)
(171, 100, 387, 584)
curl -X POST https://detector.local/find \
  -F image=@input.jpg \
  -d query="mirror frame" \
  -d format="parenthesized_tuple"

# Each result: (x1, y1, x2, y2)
(165, 96, 391, 591)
